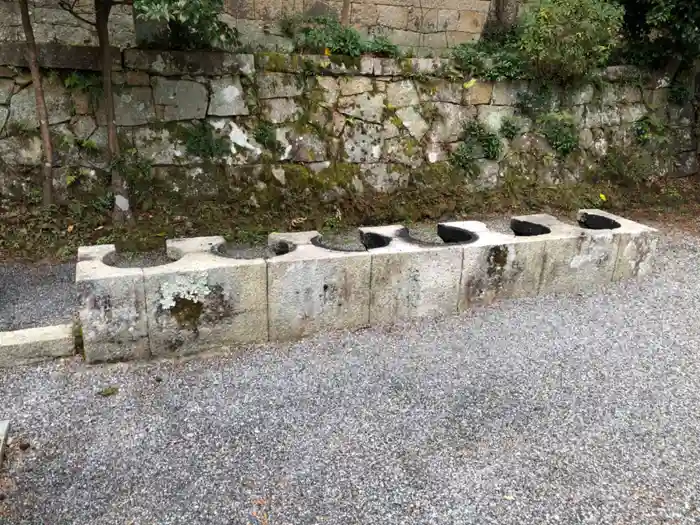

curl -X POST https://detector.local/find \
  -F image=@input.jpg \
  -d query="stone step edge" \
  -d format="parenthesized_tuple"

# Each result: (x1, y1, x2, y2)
(0, 323, 77, 368)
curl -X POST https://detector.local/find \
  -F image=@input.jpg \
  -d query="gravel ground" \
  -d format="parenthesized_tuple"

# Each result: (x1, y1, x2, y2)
(3, 224, 700, 525)
(0, 263, 75, 331)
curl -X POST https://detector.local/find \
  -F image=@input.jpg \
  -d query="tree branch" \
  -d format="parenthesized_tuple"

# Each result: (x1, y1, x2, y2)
(58, 0, 97, 26)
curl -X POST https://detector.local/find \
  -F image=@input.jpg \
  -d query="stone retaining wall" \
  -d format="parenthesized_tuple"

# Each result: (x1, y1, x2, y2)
(0, 0, 498, 55)
(0, 48, 696, 201)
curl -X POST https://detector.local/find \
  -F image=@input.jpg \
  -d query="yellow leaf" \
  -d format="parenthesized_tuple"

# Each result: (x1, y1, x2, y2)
(599, 193, 607, 202)
(324, 48, 331, 56)
(463, 79, 477, 89)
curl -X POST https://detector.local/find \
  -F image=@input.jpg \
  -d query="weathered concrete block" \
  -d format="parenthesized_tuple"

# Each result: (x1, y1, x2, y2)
(144, 236, 268, 357)
(439, 221, 545, 310)
(521, 213, 621, 295)
(0, 420, 8, 466)
(360, 225, 463, 324)
(577, 209, 659, 280)
(76, 244, 150, 363)
(267, 231, 372, 341)
(0, 324, 74, 367)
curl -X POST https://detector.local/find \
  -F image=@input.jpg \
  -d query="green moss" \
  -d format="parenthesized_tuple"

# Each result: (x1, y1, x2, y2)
(98, 386, 119, 397)
(403, 137, 420, 157)
(412, 161, 463, 186)
(317, 162, 362, 188)
(421, 102, 441, 124)
(258, 52, 289, 72)
(399, 59, 415, 76)
(4, 120, 38, 138)
(73, 322, 84, 356)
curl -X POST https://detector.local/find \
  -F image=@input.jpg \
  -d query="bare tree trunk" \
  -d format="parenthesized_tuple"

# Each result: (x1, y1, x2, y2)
(94, 0, 131, 223)
(340, 0, 350, 25)
(19, 0, 54, 207)
(496, 0, 523, 29)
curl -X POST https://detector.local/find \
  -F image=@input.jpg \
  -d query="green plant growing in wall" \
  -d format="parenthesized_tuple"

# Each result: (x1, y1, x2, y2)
(253, 121, 281, 155)
(451, 29, 529, 81)
(516, 85, 557, 120)
(364, 36, 400, 58)
(75, 138, 101, 155)
(64, 71, 102, 92)
(110, 148, 155, 211)
(463, 121, 502, 161)
(288, 15, 400, 58)
(633, 114, 669, 146)
(669, 77, 693, 106)
(500, 116, 522, 140)
(536, 112, 578, 156)
(295, 16, 365, 56)
(449, 142, 479, 175)
(134, 0, 239, 50)
(449, 121, 502, 173)
(182, 122, 230, 161)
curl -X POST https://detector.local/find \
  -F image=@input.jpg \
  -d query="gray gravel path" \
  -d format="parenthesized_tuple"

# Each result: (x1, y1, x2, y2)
(0, 263, 75, 331)
(2, 228, 700, 525)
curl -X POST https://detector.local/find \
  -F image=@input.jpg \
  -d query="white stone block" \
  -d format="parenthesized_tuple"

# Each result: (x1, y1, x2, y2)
(0, 420, 8, 466)
(76, 244, 150, 363)
(267, 231, 372, 341)
(521, 213, 621, 295)
(360, 225, 464, 324)
(440, 221, 546, 310)
(577, 209, 659, 280)
(0, 324, 74, 367)
(144, 237, 268, 357)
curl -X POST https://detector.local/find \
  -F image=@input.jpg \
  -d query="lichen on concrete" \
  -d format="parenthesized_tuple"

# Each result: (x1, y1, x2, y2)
(159, 274, 211, 311)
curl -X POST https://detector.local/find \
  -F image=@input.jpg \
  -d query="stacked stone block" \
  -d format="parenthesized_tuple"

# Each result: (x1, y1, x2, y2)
(75, 210, 658, 363)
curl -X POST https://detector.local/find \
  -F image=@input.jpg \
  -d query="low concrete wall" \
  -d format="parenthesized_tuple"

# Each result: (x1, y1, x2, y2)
(0, 420, 8, 467)
(0, 324, 75, 367)
(0, 49, 695, 201)
(73, 210, 658, 364)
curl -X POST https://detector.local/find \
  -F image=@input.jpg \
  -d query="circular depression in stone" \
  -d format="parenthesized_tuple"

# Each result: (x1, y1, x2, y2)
(578, 213, 621, 230)
(103, 249, 180, 268)
(213, 240, 295, 259)
(399, 224, 479, 246)
(510, 218, 552, 237)
(313, 231, 368, 252)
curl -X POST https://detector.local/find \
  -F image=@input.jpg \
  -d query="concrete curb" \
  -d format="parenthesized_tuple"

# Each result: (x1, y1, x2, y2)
(0, 420, 9, 468)
(68, 210, 655, 363)
(0, 324, 75, 367)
